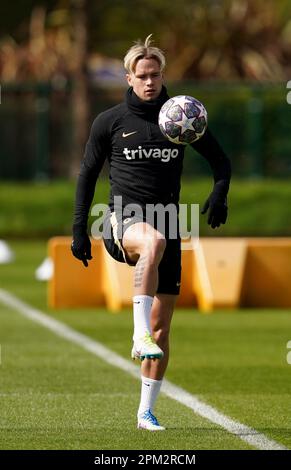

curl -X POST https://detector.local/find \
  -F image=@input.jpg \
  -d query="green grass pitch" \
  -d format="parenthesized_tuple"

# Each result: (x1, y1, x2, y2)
(0, 241, 290, 449)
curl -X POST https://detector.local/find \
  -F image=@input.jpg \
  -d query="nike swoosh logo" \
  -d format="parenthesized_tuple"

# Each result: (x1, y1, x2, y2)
(122, 131, 137, 138)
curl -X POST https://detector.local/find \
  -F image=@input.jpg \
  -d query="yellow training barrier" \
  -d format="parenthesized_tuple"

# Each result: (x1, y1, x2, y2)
(48, 237, 104, 308)
(102, 245, 134, 312)
(242, 238, 291, 308)
(176, 244, 198, 307)
(47, 237, 291, 311)
(193, 238, 248, 312)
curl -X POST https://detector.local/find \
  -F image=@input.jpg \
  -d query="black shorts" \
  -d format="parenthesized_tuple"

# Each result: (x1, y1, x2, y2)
(102, 206, 181, 296)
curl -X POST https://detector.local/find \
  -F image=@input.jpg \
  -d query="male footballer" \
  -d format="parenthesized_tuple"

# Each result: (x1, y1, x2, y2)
(71, 35, 231, 431)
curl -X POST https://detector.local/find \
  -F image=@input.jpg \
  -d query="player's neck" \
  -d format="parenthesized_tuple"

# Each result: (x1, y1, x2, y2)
(126, 86, 169, 122)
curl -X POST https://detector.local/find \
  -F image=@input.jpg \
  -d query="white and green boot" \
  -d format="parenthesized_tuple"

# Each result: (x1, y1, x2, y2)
(131, 332, 164, 361)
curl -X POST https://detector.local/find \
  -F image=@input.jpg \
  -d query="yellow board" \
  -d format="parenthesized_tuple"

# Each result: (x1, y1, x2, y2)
(242, 238, 291, 308)
(193, 238, 248, 312)
(48, 236, 104, 308)
(102, 244, 134, 312)
(47, 236, 291, 311)
(177, 240, 198, 307)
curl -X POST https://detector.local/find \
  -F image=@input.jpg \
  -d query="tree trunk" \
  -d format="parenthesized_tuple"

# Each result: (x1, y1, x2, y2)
(70, 0, 89, 178)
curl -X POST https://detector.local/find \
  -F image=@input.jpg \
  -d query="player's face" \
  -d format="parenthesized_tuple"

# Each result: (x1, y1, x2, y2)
(126, 58, 163, 101)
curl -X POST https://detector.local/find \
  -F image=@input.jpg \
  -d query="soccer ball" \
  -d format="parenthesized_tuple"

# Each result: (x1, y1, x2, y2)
(159, 95, 208, 145)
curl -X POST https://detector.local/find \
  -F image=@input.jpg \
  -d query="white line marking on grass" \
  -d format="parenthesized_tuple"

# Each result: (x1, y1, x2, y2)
(0, 288, 287, 450)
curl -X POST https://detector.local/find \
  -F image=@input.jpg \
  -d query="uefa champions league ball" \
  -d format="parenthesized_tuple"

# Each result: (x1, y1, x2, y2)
(159, 95, 208, 145)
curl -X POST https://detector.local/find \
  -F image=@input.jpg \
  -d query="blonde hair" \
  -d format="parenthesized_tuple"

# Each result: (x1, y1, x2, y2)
(124, 34, 166, 74)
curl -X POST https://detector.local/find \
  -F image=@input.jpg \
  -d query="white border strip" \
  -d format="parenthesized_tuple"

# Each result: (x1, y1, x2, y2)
(0, 288, 286, 450)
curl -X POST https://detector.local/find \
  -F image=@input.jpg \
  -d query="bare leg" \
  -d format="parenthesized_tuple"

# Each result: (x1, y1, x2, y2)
(141, 294, 177, 380)
(123, 222, 166, 297)
(136, 294, 177, 427)
(123, 225, 178, 428)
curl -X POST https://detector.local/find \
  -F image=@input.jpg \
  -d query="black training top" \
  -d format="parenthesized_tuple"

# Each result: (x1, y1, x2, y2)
(73, 86, 231, 228)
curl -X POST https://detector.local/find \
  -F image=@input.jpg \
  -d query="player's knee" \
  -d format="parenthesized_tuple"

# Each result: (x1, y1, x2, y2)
(142, 236, 166, 263)
(152, 325, 170, 348)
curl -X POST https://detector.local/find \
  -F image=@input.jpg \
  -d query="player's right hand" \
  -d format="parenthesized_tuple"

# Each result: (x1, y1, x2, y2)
(201, 180, 229, 229)
(71, 225, 92, 267)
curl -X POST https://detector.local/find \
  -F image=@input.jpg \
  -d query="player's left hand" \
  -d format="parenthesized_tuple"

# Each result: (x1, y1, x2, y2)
(201, 184, 228, 229)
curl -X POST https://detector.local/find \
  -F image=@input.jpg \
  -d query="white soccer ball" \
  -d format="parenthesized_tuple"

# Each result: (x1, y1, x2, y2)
(159, 95, 208, 145)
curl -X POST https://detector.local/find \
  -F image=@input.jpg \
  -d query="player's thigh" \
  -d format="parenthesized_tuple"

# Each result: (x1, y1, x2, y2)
(122, 222, 166, 260)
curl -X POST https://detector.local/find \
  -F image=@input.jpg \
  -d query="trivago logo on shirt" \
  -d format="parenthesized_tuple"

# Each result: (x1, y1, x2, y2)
(123, 146, 179, 163)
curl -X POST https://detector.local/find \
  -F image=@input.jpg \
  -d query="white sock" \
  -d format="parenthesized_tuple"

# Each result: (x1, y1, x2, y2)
(137, 375, 163, 416)
(138, 375, 163, 417)
(133, 295, 153, 342)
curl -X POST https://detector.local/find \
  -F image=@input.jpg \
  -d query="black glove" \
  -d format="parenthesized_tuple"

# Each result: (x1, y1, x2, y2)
(201, 181, 229, 229)
(71, 225, 92, 267)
